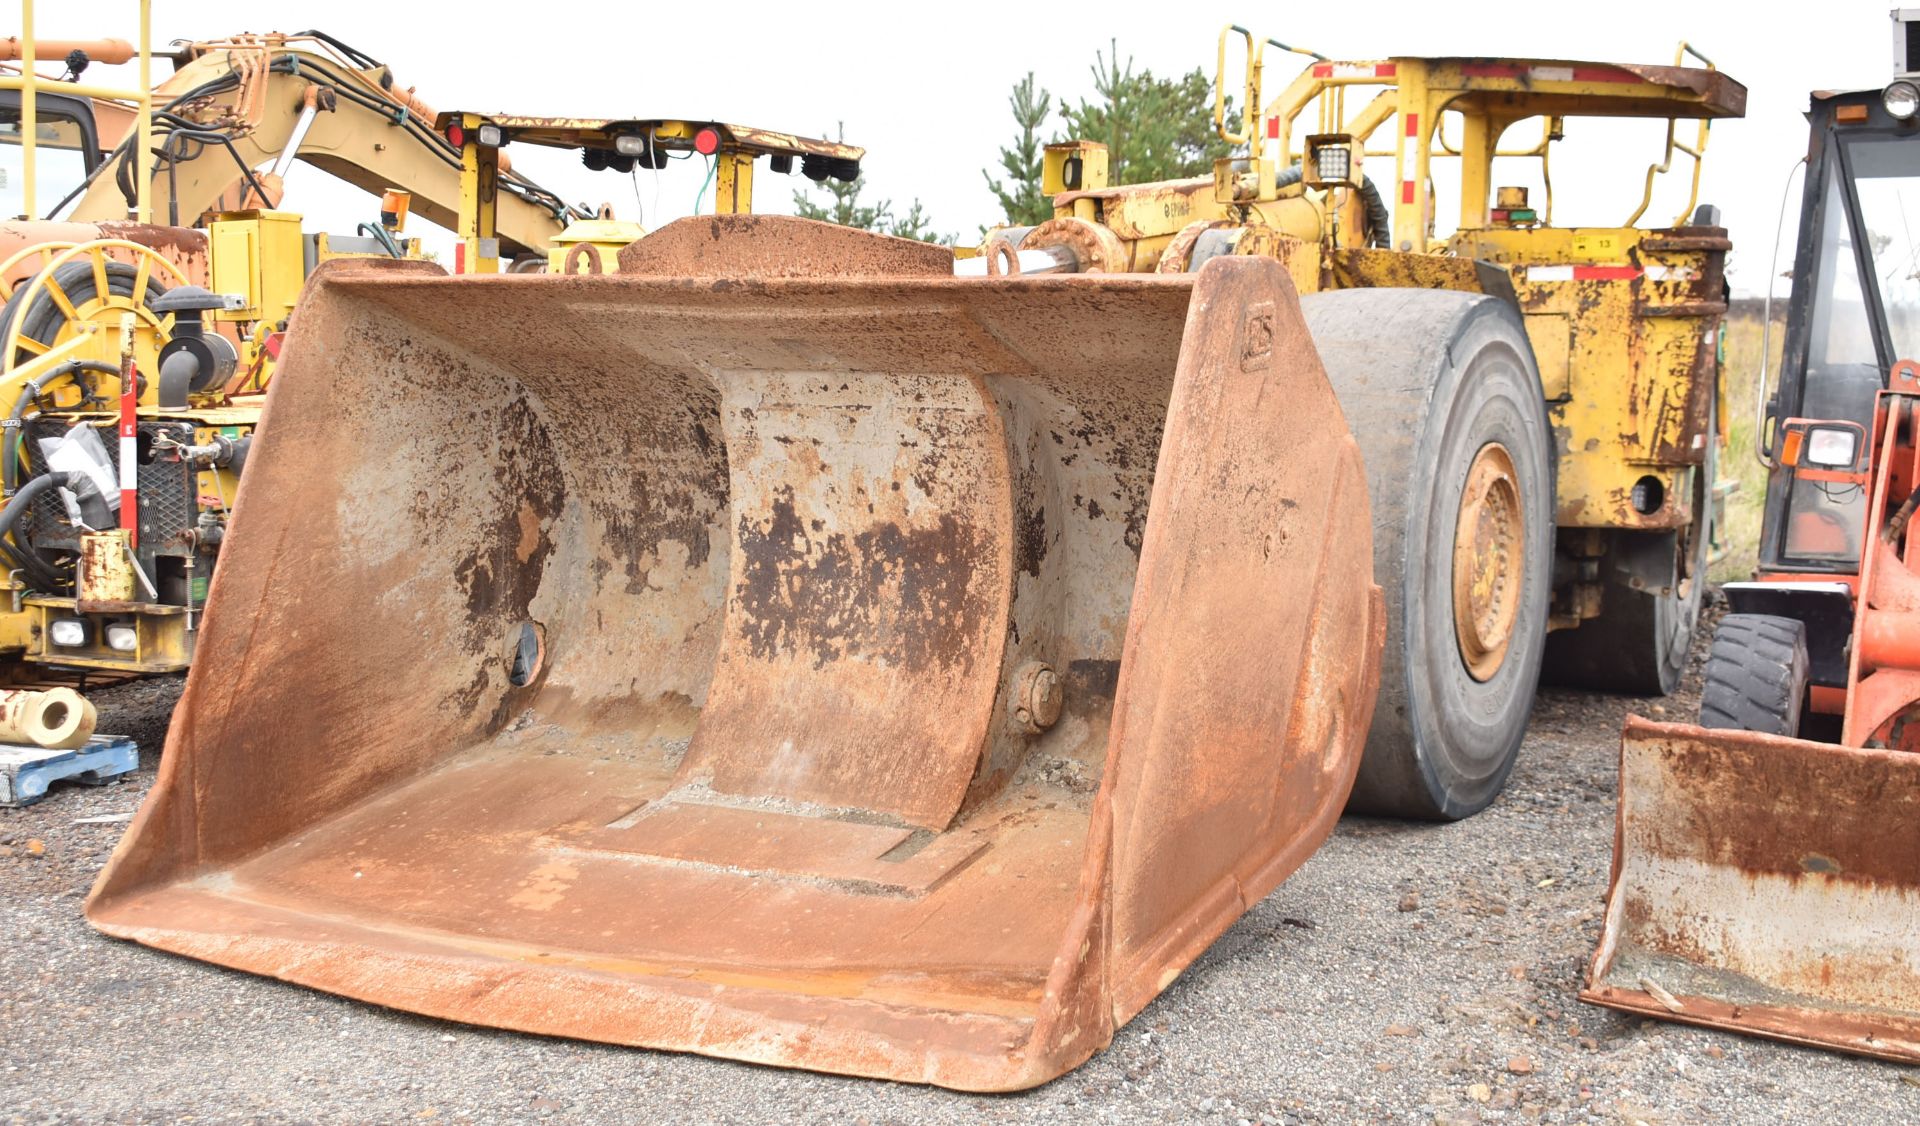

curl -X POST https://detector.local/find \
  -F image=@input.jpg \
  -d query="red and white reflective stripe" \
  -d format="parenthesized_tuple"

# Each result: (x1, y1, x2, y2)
(1266, 115, 1280, 139)
(1405, 112, 1420, 138)
(1524, 264, 1700, 282)
(1311, 62, 1397, 79)
(1568, 65, 1646, 84)
(1525, 265, 1641, 282)
(1461, 62, 1645, 84)
(119, 368, 138, 548)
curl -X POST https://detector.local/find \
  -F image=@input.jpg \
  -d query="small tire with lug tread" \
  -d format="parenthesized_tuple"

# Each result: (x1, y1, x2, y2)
(1697, 613, 1808, 736)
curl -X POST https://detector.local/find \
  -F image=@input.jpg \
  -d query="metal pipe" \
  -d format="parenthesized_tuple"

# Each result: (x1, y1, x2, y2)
(952, 246, 1077, 277)
(123, 542, 158, 600)
(6, 77, 151, 101)
(0, 37, 135, 64)
(0, 687, 96, 749)
(136, 0, 152, 224)
(22, 0, 36, 221)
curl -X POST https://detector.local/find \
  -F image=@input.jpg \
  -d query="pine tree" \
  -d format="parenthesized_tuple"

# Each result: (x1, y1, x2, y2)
(980, 45, 1234, 229)
(983, 73, 1054, 226)
(792, 123, 948, 243)
(1059, 42, 1231, 185)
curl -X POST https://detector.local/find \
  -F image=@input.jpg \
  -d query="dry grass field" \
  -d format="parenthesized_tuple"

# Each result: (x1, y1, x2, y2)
(1712, 302, 1785, 583)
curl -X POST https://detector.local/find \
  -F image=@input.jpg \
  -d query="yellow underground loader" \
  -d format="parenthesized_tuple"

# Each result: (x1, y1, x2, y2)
(977, 35, 1742, 820)
(86, 37, 1740, 1089)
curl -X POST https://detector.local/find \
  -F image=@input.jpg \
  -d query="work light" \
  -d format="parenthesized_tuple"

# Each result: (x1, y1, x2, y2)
(48, 618, 90, 648)
(1886, 80, 1919, 120)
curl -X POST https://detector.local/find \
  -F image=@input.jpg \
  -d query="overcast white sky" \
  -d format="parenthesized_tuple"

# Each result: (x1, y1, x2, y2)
(39, 0, 1904, 293)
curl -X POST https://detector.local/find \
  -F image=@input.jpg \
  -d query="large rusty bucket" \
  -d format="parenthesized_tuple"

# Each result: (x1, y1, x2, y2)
(1583, 716, 1920, 1062)
(86, 217, 1381, 1090)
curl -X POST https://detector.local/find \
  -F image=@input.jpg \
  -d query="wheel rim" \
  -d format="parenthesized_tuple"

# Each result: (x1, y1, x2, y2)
(1452, 441, 1525, 682)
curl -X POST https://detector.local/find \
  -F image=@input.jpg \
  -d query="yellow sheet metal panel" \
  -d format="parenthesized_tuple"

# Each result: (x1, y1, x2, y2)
(208, 211, 302, 327)
(1043, 142, 1109, 195)
(547, 221, 645, 274)
(1322, 247, 1489, 295)
(207, 221, 256, 310)
(1525, 313, 1572, 401)
(1084, 178, 1222, 241)
(194, 419, 252, 519)
(713, 153, 754, 214)
(0, 581, 33, 653)
(1499, 227, 1726, 531)
(1451, 226, 1638, 266)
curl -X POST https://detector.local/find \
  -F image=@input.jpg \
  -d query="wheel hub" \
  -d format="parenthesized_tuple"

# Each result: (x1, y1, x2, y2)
(1452, 442, 1524, 682)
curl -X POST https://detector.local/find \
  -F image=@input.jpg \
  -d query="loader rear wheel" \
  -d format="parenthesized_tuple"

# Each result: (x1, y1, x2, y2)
(1697, 613, 1807, 736)
(1302, 289, 1554, 821)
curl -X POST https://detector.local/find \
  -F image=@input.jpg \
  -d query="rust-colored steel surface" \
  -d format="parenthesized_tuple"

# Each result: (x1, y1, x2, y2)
(1584, 717, 1920, 1062)
(86, 217, 1381, 1090)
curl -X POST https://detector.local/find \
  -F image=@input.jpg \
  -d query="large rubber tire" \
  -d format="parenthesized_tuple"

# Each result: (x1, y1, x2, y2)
(1301, 289, 1555, 820)
(1697, 614, 1807, 736)
(1540, 418, 1714, 696)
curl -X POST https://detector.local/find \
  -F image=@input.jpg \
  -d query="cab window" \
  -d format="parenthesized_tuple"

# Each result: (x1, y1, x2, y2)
(0, 106, 94, 219)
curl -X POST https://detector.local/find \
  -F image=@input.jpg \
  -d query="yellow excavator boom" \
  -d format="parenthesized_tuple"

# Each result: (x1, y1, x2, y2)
(56, 33, 578, 255)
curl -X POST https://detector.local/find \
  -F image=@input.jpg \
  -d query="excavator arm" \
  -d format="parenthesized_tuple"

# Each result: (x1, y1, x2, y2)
(62, 33, 578, 256)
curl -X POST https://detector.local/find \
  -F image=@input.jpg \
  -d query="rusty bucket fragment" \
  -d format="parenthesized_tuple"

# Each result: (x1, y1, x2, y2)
(87, 217, 1381, 1090)
(1583, 716, 1920, 1062)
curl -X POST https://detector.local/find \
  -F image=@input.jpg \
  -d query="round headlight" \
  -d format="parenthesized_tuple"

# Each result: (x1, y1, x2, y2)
(1885, 81, 1919, 120)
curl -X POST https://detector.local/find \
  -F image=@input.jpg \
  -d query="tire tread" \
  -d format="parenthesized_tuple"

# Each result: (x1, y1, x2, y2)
(1697, 614, 1808, 736)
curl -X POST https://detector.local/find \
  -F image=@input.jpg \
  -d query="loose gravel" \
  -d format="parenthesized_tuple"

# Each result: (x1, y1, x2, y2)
(4, 626, 1917, 1124)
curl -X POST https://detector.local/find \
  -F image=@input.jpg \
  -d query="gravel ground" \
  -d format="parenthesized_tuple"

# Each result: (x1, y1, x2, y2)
(4, 628, 1918, 1125)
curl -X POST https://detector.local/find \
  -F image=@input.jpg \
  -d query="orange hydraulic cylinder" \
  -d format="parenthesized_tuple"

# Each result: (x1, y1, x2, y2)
(1857, 608, 1920, 671)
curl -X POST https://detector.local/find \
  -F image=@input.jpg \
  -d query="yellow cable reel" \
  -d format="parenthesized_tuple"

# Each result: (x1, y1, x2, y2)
(0, 240, 187, 387)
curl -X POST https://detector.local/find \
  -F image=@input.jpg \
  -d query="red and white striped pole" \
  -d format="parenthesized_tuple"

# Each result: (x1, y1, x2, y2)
(117, 314, 138, 549)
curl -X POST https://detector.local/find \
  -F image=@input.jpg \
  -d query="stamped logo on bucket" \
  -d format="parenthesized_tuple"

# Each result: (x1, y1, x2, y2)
(1241, 302, 1275, 371)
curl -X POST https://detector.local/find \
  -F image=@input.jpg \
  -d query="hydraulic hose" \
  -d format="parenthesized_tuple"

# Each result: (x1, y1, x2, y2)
(0, 471, 84, 590)
(1275, 162, 1391, 249)
(1355, 178, 1391, 249)
(357, 222, 402, 258)
(2, 360, 115, 497)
